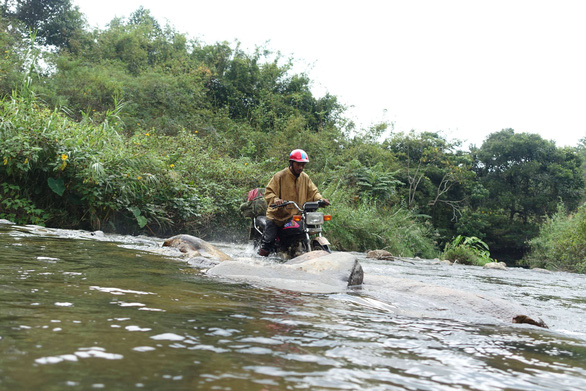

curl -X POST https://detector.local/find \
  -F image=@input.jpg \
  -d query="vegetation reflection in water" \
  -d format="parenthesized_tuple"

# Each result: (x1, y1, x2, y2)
(0, 227, 585, 390)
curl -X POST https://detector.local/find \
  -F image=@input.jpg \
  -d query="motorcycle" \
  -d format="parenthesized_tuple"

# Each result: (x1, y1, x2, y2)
(248, 200, 332, 258)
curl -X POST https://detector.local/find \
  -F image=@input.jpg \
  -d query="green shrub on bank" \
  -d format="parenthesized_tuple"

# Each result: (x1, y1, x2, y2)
(321, 179, 439, 258)
(441, 235, 495, 266)
(0, 93, 208, 234)
(523, 203, 586, 273)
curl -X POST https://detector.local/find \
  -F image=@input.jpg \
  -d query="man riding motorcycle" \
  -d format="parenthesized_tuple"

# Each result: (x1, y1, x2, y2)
(258, 149, 330, 256)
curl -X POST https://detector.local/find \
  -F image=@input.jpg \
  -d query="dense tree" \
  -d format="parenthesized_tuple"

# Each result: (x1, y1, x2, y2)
(473, 129, 583, 219)
(386, 132, 465, 206)
(0, 14, 26, 96)
(384, 131, 475, 238)
(2, 0, 85, 49)
(37, 8, 345, 147)
(467, 129, 584, 260)
(577, 137, 586, 198)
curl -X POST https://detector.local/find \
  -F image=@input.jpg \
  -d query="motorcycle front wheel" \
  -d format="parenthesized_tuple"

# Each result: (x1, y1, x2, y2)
(311, 242, 331, 253)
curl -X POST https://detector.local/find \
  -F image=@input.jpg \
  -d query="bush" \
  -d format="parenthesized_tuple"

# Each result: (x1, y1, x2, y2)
(321, 179, 439, 258)
(523, 203, 586, 273)
(441, 235, 495, 266)
(0, 92, 210, 234)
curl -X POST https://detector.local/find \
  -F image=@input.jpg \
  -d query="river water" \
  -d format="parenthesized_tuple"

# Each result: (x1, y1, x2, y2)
(0, 224, 585, 390)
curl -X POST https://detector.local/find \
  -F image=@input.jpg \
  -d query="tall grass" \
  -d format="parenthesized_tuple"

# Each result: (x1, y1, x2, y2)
(523, 203, 586, 273)
(0, 91, 204, 233)
(321, 179, 439, 258)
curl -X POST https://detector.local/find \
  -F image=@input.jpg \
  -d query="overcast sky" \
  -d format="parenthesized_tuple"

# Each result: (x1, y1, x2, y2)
(73, 0, 586, 149)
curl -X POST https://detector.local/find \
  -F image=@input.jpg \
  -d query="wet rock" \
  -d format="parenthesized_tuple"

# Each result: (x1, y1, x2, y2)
(0, 219, 15, 225)
(285, 251, 364, 287)
(286, 250, 330, 264)
(513, 315, 548, 328)
(483, 262, 507, 270)
(366, 249, 394, 260)
(163, 234, 232, 261)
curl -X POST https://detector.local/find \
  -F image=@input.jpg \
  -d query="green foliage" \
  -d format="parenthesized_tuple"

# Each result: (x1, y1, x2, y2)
(3, 0, 86, 49)
(0, 87, 210, 234)
(0, 183, 49, 224)
(0, 16, 27, 97)
(442, 235, 495, 266)
(474, 129, 584, 215)
(385, 130, 475, 215)
(577, 137, 586, 199)
(470, 129, 584, 259)
(320, 179, 438, 258)
(353, 163, 402, 204)
(47, 177, 65, 196)
(523, 203, 586, 273)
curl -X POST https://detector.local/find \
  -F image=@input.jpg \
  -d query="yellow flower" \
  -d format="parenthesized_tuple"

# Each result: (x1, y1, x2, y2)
(145, 133, 150, 136)
(195, 130, 198, 134)
(3, 158, 7, 165)
(170, 164, 175, 168)
(61, 154, 68, 161)
(24, 158, 28, 164)
(137, 176, 142, 180)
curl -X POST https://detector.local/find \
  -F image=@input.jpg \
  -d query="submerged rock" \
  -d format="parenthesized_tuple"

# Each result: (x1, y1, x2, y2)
(364, 275, 548, 328)
(207, 251, 364, 293)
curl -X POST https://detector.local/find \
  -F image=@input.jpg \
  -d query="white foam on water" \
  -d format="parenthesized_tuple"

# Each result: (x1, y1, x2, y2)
(90, 286, 154, 295)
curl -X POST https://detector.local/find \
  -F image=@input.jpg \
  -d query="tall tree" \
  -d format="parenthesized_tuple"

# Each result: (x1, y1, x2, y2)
(469, 129, 584, 260)
(385, 131, 474, 212)
(474, 129, 583, 219)
(3, 0, 85, 49)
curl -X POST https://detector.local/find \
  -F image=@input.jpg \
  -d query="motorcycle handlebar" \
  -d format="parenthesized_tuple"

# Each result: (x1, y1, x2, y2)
(269, 200, 331, 209)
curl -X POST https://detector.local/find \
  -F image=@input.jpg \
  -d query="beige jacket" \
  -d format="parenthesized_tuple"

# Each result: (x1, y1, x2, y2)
(265, 167, 323, 225)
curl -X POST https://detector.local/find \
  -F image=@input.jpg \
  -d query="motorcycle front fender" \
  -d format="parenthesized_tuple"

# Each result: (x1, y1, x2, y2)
(314, 236, 330, 246)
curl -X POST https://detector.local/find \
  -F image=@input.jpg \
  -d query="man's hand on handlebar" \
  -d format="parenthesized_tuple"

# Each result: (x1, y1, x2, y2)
(319, 198, 331, 206)
(270, 199, 290, 208)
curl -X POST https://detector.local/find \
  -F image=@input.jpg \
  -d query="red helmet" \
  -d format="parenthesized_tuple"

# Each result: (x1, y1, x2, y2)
(289, 149, 309, 163)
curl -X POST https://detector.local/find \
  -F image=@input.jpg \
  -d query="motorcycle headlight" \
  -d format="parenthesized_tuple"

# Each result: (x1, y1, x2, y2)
(306, 212, 324, 225)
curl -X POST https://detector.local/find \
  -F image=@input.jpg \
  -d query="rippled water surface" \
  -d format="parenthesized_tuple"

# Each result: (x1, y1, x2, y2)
(1, 224, 585, 390)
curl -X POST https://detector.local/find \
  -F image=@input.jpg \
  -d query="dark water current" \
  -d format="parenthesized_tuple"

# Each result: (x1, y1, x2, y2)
(0, 224, 585, 390)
